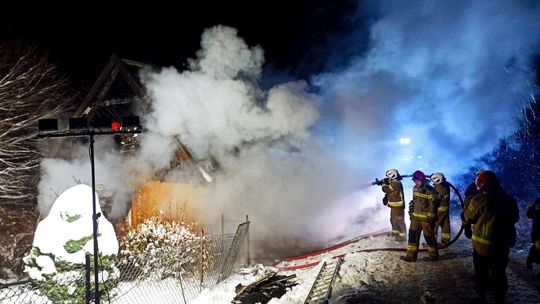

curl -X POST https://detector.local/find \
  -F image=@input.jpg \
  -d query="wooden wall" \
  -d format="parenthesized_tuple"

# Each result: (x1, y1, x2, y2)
(130, 181, 198, 226)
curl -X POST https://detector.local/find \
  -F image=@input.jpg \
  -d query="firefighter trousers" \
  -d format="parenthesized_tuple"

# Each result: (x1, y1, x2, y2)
(405, 219, 438, 260)
(473, 248, 509, 302)
(527, 238, 540, 267)
(390, 207, 407, 237)
(433, 211, 450, 244)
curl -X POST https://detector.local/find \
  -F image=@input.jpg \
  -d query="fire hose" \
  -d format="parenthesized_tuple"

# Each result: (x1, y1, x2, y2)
(372, 174, 466, 249)
(273, 179, 466, 271)
(438, 181, 465, 249)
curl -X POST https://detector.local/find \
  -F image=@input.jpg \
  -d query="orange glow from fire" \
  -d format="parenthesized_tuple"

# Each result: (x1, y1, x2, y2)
(130, 181, 198, 227)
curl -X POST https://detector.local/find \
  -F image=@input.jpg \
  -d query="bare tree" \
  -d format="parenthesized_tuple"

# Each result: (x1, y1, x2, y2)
(0, 44, 73, 205)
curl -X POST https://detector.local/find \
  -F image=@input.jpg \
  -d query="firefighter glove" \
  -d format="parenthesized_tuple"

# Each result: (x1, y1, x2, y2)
(464, 224, 472, 239)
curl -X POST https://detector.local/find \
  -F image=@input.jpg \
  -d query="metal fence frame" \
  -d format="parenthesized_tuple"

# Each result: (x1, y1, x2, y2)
(0, 220, 250, 304)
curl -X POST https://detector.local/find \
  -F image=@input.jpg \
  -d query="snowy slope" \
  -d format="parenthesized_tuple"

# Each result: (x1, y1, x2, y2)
(193, 235, 540, 304)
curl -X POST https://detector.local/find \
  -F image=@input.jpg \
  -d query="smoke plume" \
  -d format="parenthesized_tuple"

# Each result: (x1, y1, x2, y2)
(315, 0, 540, 177)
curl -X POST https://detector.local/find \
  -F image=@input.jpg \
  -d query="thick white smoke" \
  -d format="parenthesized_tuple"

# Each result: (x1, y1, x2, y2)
(140, 26, 369, 249)
(37, 138, 142, 216)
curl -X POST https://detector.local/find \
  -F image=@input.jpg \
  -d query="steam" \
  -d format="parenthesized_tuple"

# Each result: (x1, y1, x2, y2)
(140, 26, 359, 245)
(37, 1, 540, 258)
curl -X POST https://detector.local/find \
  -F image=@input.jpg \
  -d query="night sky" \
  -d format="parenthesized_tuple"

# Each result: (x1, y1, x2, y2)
(0, 1, 363, 85)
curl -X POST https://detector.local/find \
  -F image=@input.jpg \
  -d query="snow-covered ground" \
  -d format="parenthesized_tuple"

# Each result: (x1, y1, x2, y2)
(192, 235, 540, 304)
(4, 232, 539, 303)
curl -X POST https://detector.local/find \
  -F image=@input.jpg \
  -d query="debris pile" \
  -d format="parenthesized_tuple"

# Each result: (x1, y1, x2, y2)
(233, 270, 297, 304)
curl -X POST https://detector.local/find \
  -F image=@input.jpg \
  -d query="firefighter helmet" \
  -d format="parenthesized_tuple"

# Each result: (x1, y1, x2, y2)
(386, 169, 399, 180)
(475, 170, 498, 190)
(431, 172, 445, 184)
(412, 170, 427, 181)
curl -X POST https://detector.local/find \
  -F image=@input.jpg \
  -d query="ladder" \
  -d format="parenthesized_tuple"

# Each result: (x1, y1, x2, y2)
(304, 258, 343, 304)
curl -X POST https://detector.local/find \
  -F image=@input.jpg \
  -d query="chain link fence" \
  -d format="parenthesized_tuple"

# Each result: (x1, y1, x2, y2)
(0, 221, 249, 304)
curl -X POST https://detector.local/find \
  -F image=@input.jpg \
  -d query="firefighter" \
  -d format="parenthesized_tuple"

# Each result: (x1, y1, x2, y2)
(462, 171, 519, 303)
(431, 172, 451, 245)
(464, 170, 484, 198)
(380, 169, 407, 241)
(526, 197, 540, 270)
(462, 170, 484, 239)
(400, 170, 439, 262)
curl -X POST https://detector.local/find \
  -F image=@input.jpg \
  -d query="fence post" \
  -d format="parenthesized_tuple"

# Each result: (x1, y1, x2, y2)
(178, 273, 188, 304)
(246, 215, 251, 265)
(200, 229, 204, 291)
(221, 213, 225, 251)
(221, 213, 224, 237)
(85, 253, 91, 304)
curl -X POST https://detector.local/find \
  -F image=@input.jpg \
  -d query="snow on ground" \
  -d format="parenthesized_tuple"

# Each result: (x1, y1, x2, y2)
(274, 233, 403, 269)
(194, 235, 540, 304)
(330, 238, 540, 304)
(190, 263, 321, 304)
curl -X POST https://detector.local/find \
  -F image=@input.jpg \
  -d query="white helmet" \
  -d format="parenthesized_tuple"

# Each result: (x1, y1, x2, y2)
(385, 169, 399, 180)
(431, 172, 445, 184)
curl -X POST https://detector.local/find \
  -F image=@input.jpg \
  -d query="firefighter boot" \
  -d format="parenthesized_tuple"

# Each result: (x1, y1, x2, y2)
(394, 235, 406, 242)
(400, 248, 417, 262)
(423, 235, 439, 262)
(400, 255, 416, 262)
(387, 231, 398, 237)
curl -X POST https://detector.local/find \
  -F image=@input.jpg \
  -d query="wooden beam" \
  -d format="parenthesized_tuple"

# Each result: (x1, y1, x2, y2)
(95, 66, 119, 107)
(47, 56, 118, 158)
(113, 54, 144, 97)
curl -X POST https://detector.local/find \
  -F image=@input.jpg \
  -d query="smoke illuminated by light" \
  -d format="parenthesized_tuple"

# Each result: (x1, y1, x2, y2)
(315, 0, 540, 179)
(399, 137, 411, 145)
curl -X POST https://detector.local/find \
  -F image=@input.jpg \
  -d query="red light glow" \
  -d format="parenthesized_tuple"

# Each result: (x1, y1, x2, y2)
(111, 121, 121, 131)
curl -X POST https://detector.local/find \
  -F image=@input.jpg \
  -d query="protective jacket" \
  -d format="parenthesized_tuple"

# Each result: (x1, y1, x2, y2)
(463, 187, 519, 256)
(527, 199, 540, 243)
(434, 182, 450, 212)
(382, 180, 404, 208)
(409, 184, 438, 222)
(434, 181, 451, 244)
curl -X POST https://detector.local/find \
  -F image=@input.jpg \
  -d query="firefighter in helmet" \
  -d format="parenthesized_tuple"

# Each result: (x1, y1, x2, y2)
(462, 170, 485, 239)
(400, 170, 439, 262)
(462, 170, 519, 303)
(431, 172, 451, 245)
(380, 169, 407, 241)
(526, 197, 540, 270)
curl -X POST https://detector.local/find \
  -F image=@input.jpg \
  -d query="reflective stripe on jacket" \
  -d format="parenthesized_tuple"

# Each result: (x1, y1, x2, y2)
(382, 180, 404, 208)
(410, 184, 438, 222)
(463, 188, 519, 255)
(434, 182, 450, 212)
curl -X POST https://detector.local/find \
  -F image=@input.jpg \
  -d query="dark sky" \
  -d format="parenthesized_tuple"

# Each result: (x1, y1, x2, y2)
(1, 1, 364, 85)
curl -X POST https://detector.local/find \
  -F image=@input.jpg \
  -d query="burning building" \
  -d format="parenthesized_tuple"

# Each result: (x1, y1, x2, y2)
(42, 54, 214, 227)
